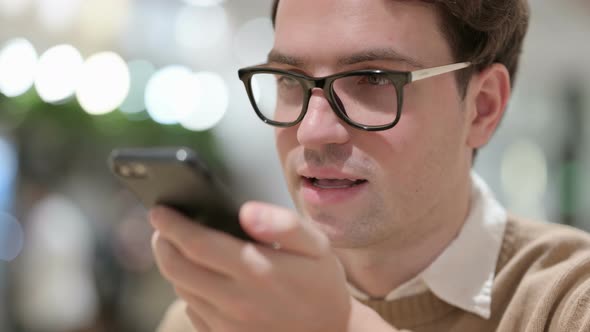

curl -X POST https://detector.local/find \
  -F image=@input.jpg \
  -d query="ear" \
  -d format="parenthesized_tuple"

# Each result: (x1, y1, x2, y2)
(465, 63, 511, 149)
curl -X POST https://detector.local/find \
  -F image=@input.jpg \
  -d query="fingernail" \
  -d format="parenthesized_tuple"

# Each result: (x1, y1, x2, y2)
(150, 206, 165, 228)
(269, 215, 291, 232)
(252, 211, 268, 233)
(243, 203, 267, 232)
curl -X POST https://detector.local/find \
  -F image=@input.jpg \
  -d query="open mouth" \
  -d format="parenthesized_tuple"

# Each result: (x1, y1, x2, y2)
(303, 177, 368, 189)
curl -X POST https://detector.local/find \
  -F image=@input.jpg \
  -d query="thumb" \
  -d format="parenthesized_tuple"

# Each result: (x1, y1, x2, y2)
(239, 201, 329, 258)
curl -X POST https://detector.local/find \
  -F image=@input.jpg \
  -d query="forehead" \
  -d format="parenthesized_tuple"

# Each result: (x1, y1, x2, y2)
(273, 0, 452, 68)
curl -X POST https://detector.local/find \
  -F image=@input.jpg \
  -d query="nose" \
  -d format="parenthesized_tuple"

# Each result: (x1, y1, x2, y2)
(296, 88, 350, 149)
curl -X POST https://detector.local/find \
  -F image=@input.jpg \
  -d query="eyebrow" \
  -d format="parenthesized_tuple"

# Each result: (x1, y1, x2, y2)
(267, 50, 306, 67)
(338, 48, 425, 68)
(266, 48, 425, 69)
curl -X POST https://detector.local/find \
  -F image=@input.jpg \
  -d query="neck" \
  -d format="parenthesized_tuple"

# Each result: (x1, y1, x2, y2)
(334, 175, 472, 298)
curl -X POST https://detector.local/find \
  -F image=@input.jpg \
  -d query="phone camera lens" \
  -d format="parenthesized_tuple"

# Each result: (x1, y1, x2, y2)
(118, 165, 132, 177)
(131, 163, 147, 177)
(117, 163, 147, 178)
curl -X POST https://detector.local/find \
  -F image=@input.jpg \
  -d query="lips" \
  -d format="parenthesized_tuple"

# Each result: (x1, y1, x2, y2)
(299, 174, 368, 205)
(307, 177, 367, 189)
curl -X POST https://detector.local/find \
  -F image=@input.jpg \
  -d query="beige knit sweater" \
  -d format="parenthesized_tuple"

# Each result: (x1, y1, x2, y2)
(157, 216, 590, 332)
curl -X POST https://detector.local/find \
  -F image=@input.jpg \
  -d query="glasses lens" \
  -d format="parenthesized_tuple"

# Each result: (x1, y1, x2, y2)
(251, 73, 305, 124)
(332, 73, 398, 127)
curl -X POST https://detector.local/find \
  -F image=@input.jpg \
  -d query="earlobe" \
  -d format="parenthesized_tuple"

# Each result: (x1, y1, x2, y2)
(466, 64, 511, 149)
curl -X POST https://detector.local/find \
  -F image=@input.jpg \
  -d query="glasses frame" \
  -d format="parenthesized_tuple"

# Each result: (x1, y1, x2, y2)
(238, 62, 471, 131)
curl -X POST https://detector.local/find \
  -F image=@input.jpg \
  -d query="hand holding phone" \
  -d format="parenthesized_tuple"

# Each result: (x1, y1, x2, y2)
(108, 147, 253, 241)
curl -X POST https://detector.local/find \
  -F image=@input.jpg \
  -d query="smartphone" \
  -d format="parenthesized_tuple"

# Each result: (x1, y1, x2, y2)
(108, 147, 253, 241)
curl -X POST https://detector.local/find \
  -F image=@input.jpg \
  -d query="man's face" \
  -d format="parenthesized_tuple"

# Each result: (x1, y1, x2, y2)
(273, 0, 474, 248)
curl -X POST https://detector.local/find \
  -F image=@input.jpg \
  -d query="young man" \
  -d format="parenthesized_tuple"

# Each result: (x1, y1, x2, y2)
(152, 0, 590, 331)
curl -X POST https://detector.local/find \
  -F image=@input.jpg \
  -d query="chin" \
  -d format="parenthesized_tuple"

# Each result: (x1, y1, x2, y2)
(302, 210, 359, 247)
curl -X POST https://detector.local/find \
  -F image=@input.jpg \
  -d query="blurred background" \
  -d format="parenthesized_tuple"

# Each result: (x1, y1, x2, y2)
(0, 0, 588, 331)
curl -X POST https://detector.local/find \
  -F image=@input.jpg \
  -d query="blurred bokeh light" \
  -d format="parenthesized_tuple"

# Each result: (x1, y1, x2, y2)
(0, 38, 37, 97)
(0, 137, 17, 210)
(34, 44, 83, 104)
(15, 194, 98, 332)
(144, 65, 199, 125)
(76, 52, 131, 115)
(180, 71, 229, 131)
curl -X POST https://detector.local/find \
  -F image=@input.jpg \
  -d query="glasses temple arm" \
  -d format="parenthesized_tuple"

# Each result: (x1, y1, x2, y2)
(410, 62, 471, 82)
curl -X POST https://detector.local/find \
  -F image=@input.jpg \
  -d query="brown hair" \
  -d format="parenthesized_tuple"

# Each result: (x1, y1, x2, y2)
(270, 0, 530, 95)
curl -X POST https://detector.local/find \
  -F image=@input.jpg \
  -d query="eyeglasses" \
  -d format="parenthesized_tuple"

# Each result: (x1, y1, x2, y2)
(238, 62, 471, 131)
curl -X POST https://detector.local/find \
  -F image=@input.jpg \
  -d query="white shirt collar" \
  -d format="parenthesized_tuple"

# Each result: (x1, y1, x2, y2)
(348, 172, 507, 319)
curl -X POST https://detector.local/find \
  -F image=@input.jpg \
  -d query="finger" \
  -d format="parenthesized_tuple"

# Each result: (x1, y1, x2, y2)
(176, 288, 215, 332)
(152, 232, 238, 308)
(239, 201, 330, 258)
(176, 287, 236, 332)
(151, 209, 289, 285)
(184, 308, 210, 332)
(150, 206, 247, 277)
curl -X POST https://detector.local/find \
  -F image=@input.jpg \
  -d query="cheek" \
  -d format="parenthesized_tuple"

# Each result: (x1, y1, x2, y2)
(275, 127, 298, 169)
(401, 78, 468, 148)
(368, 85, 468, 186)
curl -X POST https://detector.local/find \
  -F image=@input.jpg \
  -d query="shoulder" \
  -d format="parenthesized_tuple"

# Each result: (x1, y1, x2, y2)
(548, 271, 590, 331)
(508, 215, 590, 244)
(497, 214, 590, 282)
(156, 299, 196, 332)
(499, 215, 590, 270)
(495, 216, 590, 331)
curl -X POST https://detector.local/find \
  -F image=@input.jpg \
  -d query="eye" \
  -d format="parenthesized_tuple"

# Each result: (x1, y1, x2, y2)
(358, 74, 391, 86)
(277, 75, 300, 88)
